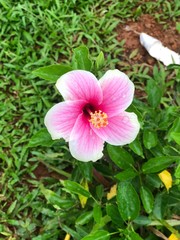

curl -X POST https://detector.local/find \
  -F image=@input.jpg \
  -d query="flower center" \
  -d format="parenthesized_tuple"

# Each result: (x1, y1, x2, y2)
(89, 110, 108, 129)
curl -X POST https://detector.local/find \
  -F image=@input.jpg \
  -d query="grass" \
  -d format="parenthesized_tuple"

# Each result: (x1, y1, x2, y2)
(0, 0, 180, 239)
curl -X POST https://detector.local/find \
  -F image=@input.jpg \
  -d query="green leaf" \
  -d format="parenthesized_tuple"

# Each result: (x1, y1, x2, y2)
(32, 64, 73, 82)
(63, 180, 91, 198)
(117, 182, 140, 221)
(140, 186, 154, 214)
(133, 216, 151, 225)
(175, 164, 180, 178)
(32, 232, 59, 240)
(76, 211, 93, 225)
(115, 168, 138, 181)
(6, 220, 20, 226)
(95, 51, 104, 70)
(149, 143, 163, 157)
(61, 223, 81, 239)
(142, 156, 178, 174)
(145, 174, 161, 188)
(176, 22, 180, 33)
(107, 145, 134, 169)
(133, 5, 142, 18)
(153, 192, 167, 219)
(96, 185, 104, 200)
(23, 30, 34, 42)
(92, 215, 111, 232)
(146, 79, 162, 108)
(40, 185, 75, 209)
(81, 230, 110, 240)
(127, 231, 143, 240)
(93, 203, 102, 223)
(167, 117, 180, 142)
(75, 225, 88, 238)
(0, 0, 9, 9)
(167, 64, 180, 71)
(170, 132, 180, 145)
(127, 103, 142, 123)
(77, 162, 93, 181)
(72, 46, 92, 71)
(129, 48, 139, 59)
(7, 200, 17, 215)
(143, 130, 158, 149)
(106, 204, 124, 227)
(129, 138, 144, 157)
(28, 128, 54, 147)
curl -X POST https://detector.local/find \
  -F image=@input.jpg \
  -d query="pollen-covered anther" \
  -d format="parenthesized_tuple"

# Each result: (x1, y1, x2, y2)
(89, 110, 108, 129)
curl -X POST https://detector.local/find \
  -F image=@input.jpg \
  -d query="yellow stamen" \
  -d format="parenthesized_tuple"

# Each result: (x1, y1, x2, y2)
(89, 110, 108, 129)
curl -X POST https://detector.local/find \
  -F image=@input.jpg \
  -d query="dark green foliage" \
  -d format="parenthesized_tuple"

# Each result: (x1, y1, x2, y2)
(1, 0, 180, 239)
(31, 48, 180, 239)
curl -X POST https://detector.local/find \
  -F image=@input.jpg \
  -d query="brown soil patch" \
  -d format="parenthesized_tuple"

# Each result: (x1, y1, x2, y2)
(33, 163, 52, 179)
(33, 162, 66, 180)
(116, 14, 180, 65)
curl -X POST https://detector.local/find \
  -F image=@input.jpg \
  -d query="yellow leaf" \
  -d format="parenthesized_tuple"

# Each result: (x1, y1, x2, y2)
(158, 170, 172, 191)
(107, 184, 117, 200)
(64, 233, 71, 240)
(168, 233, 179, 240)
(78, 179, 89, 208)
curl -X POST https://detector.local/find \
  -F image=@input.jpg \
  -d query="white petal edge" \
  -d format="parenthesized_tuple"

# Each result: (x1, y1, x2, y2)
(44, 100, 86, 141)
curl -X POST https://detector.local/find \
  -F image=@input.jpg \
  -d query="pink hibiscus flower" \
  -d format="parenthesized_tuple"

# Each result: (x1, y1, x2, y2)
(45, 69, 140, 162)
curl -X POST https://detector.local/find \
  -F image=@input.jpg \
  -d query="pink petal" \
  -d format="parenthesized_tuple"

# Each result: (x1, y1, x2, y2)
(44, 100, 86, 141)
(91, 111, 140, 145)
(56, 70, 103, 106)
(99, 69, 134, 117)
(69, 113, 104, 162)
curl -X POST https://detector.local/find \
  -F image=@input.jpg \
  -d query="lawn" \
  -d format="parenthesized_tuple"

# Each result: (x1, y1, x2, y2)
(0, 0, 180, 239)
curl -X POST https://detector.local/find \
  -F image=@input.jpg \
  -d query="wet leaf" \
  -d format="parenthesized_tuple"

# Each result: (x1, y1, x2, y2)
(142, 156, 178, 173)
(140, 186, 154, 213)
(117, 182, 140, 221)
(115, 168, 138, 181)
(107, 145, 134, 169)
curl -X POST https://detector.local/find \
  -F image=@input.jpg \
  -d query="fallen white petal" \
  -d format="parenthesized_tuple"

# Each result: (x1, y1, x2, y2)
(140, 32, 180, 66)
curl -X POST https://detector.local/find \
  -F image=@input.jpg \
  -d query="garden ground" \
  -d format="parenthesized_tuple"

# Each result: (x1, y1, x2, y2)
(0, 0, 180, 239)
